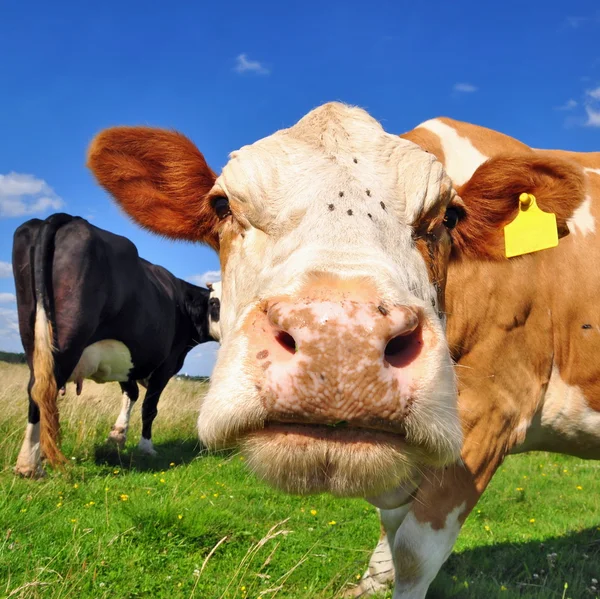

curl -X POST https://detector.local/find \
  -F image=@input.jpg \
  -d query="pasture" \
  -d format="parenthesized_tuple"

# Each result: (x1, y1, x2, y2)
(0, 362, 598, 599)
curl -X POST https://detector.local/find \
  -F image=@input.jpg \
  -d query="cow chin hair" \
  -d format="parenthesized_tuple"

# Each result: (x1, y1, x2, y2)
(241, 429, 421, 498)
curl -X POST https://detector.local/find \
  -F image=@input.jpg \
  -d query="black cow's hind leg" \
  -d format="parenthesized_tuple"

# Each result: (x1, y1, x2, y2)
(107, 380, 139, 448)
(14, 375, 45, 478)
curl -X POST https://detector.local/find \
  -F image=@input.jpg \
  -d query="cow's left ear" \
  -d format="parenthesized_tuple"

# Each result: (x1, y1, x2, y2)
(87, 127, 219, 248)
(452, 155, 586, 260)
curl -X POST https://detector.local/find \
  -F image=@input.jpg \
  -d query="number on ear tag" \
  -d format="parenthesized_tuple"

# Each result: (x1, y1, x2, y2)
(504, 193, 559, 258)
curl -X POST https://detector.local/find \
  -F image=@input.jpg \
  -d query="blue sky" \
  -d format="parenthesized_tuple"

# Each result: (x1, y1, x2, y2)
(0, 0, 598, 375)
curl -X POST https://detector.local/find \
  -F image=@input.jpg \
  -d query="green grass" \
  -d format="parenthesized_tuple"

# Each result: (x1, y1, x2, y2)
(0, 363, 598, 599)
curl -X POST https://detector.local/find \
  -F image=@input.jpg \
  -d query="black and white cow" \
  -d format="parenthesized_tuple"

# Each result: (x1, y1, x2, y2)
(12, 213, 219, 477)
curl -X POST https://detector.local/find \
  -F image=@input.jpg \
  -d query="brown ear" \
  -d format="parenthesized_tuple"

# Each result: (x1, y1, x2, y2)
(87, 127, 219, 248)
(453, 155, 586, 260)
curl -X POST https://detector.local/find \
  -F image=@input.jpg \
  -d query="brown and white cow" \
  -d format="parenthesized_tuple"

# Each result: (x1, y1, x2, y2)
(345, 118, 600, 598)
(86, 104, 591, 598)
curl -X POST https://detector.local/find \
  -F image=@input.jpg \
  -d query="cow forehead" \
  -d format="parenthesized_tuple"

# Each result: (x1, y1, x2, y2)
(217, 103, 449, 226)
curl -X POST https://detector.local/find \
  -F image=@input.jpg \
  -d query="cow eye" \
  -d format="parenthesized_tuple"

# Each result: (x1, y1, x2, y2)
(443, 206, 461, 230)
(212, 196, 231, 220)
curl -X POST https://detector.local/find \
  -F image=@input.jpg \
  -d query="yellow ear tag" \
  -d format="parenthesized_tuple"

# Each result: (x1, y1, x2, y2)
(504, 193, 559, 258)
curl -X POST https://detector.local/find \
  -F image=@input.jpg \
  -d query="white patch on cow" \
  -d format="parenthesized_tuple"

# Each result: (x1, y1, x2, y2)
(584, 167, 600, 177)
(68, 340, 133, 385)
(108, 391, 134, 447)
(514, 366, 600, 458)
(15, 422, 43, 477)
(392, 502, 466, 599)
(418, 119, 488, 186)
(138, 437, 157, 456)
(567, 195, 596, 237)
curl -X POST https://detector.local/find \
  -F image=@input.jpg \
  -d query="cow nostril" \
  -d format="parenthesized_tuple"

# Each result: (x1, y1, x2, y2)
(384, 328, 422, 368)
(276, 331, 297, 354)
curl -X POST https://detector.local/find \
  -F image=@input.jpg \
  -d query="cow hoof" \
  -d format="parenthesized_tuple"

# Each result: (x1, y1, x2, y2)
(137, 438, 157, 456)
(14, 463, 46, 479)
(107, 428, 127, 448)
(342, 576, 391, 598)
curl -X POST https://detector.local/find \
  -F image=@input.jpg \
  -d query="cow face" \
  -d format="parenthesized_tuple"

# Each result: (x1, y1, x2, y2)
(89, 103, 467, 498)
(207, 281, 222, 342)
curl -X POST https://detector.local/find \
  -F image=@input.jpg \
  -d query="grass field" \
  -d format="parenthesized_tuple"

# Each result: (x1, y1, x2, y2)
(0, 361, 598, 599)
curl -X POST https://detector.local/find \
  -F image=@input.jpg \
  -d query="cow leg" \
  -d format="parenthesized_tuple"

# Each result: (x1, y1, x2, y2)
(347, 505, 411, 597)
(15, 378, 45, 478)
(352, 428, 508, 598)
(138, 371, 171, 456)
(108, 380, 139, 447)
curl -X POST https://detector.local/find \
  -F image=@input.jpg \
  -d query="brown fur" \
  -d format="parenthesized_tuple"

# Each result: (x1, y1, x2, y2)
(31, 304, 66, 467)
(454, 155, 586, 259)
(87, 127, 219, 248)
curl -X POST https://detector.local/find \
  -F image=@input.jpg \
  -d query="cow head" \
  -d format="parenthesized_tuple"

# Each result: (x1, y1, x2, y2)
(206, 281, 222, 342)
(87, 103, 575, 498)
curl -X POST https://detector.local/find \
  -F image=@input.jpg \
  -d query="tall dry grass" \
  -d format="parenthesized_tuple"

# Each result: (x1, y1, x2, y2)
(0, 362, 209, 471)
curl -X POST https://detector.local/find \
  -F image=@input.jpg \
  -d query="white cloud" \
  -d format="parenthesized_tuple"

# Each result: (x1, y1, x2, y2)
(0, 306, 22, 352)
(0, 261, 12, 278)
(234, 54, 270, 75)
(587, 86, 600, 100)
(0, 293, 16, 303)
(555, 99, 578, 111)
(453, 83, 477, 93)
(585, 105, 600, 127)
(0, 172, 64, 218)
(566, 16, 587, 28)
(187, 270, 221, 287)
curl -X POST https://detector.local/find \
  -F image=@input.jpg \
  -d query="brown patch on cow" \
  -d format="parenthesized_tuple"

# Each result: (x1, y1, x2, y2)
(217, 217, 245, 273)
(400, 127, 446, 164)
(453, 155, 586, 260)
(256, 350, 269, 360)
(87, 127, 219, 247)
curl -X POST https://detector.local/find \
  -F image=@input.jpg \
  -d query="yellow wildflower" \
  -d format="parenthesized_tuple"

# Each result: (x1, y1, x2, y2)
(120, 494, 129, 501)
(73, 483, 79, 489)
(160, 478, 165, 483)
(169, 462, 175, 467)
(576, 485, 583, 490)
(328, 520, 337, 525)
(310, 509, 317, 515)
(529, 518, 535, 523)
(178, 514, 183, 520)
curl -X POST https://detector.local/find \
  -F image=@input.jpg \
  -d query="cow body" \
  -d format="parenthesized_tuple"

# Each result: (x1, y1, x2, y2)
(13, 213, 215, 476)
(86, 104, 589, 598)
(350, 120, 600, 598)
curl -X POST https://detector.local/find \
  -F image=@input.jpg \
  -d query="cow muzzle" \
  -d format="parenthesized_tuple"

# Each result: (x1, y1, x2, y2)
(248, 296, 432, 432)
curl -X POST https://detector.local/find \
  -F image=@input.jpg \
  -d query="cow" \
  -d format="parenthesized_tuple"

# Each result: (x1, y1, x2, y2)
(344, 118, 600, 597)
(86, 103, 588, 598)
(13, 213, 218, 477)
(206, 281, 222, 342)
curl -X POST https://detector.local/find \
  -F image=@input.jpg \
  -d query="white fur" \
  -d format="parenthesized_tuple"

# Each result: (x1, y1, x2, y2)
(15, 422, 42, 477)
(512, 365, 600, 458)
(108, 391, 134, 446)
(567, 195, 596, 237)
(138, 437, 157, 456)
(197, 104, 462, 475)
(391, 502, 466, 599)
(418, 119, 488, 186)
(584, 168, 600, 176)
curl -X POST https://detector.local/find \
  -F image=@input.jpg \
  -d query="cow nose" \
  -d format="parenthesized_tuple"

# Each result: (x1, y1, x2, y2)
(263, 299, 423, 369)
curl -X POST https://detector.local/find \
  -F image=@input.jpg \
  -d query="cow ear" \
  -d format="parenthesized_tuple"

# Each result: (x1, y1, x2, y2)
(87, 127, 219, 248)
(452, 155, 586, 260)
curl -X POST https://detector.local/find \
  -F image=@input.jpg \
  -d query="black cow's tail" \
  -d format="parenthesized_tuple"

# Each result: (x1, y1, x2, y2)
(31, 213, 73, 467)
